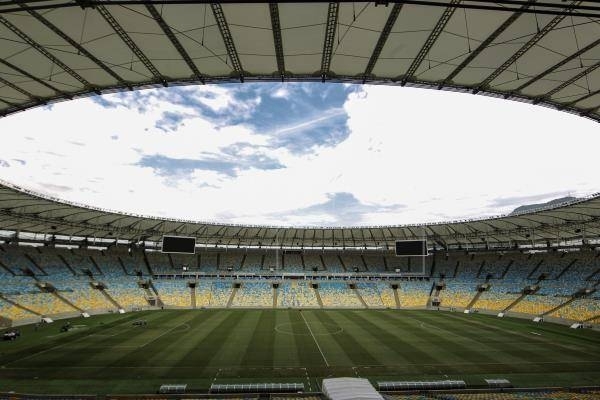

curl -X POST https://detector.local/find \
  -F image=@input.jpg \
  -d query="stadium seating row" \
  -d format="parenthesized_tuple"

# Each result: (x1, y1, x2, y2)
(1, 244, 598, 324)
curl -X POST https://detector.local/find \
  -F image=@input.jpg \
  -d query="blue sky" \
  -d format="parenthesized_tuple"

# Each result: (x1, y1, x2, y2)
(0, 82, 598, 226)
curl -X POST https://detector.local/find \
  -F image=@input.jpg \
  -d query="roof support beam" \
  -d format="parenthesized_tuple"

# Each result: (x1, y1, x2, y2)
(145, 4, 204, 83)
(20, 4, 128, 88)
(0, 59, 67, 96)
(515, 37, 600, 93)
(95, 5, 166, 84)
(474, 1, 580, 93)
(269, 3, 285, 81)
(440, 1, 532, 88)
(320, 2, 339, 82)
(363, 3, 403, 82)
(402, 0, 460, 85)
(211, 3, 243, 81)
(564, 87, 600, 110)
(534, 60, 600, 103)
(0, 15, 92, 89)
(0, 76, 41, 102)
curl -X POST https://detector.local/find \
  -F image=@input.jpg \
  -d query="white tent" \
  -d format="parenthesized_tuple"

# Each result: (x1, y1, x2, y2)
(322, 377, 383, 400)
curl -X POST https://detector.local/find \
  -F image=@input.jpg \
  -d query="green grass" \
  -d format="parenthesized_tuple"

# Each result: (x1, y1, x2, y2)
(0, 309, 599, 395)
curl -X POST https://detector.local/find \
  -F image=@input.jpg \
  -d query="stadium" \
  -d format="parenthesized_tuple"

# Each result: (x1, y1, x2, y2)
(0, 0, 600, 399)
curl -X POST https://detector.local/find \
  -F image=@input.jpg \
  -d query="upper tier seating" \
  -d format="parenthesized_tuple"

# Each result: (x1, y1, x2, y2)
(303, 253, 324, 271)
(242, 253, 263, 273)
(147, 252, 175, 274)
(220, 252, 243, 271)
(322, 254, 344, 273)
(284, 253, 304, 272)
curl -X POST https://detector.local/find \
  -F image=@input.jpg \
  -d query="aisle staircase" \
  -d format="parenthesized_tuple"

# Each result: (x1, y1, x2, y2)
(190, 285, 196, 309)
(24, 253, 47, 275)
(57, 254, 77, 275)
(272, 286, 278, 308)
(313, 285, 324, 308)
(392, 286, 401, 308)
(52, 291, 83, 313)
(0, 293, 41, 317)
(543, 295, 577, 317)
(353, 286, 368, 308)
(227, 286, 239, 308)
(100, 290, 122, 310)
(503, 285, 539, 313)
(466, 290, 484, 310)
(466, 284, 490, 310)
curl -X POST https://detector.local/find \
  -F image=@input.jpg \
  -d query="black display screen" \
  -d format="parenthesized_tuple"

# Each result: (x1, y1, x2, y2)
(161, 236, 196, 254)
(395, 240, 427, 256)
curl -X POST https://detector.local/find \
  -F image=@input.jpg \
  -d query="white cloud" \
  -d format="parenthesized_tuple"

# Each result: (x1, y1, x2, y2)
(0, 83, 598, 227)
(271, 86, 291, 99)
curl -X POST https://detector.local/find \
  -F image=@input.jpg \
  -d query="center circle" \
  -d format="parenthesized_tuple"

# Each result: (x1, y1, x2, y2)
(275, 322, 343, 336)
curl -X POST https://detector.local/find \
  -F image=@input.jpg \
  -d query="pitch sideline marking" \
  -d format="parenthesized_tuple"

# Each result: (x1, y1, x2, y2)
(3, 359, 598, 370)
(300, 311, 330, 367)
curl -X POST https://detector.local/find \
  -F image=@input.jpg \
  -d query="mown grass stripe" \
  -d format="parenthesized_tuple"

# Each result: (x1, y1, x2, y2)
(288, 310, 330, 368)
(411, 312, 561, 366)
(240, 310, 276, 367)
(310, 310, 379, 367)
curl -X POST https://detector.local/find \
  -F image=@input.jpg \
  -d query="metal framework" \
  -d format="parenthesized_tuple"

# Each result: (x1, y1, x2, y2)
(95, 4, 165, 84)
(320, 2, 339, 81)
(211, 2, 243, 81)
(0, 180, 599, 249)
(0, 1, 599, 121)
(401, 0, 459, 85)
(441, 1, 531, 88)
(474, 2, 577, 93)
(145, 4, 204, 82)
(269, 3, 285, 80)
(363, 3, 403, 81)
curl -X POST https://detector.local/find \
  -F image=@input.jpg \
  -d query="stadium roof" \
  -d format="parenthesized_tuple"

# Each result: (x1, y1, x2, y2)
(1, 179, 600, 248)
(1, 1, 600, 121)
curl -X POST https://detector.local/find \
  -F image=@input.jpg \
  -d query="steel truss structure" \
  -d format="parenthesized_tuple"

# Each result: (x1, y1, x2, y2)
(0, 1, 599, 120)
(1, 1, 600, 249)
(0, 180, 599, 249)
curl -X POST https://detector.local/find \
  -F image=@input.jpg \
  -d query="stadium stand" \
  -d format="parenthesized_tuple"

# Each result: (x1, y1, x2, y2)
(440, 282, 475, 308)
(278, 281, 320, 308)
(1, 245, 599, 324)
(473, 284, 522, 312)
(154, 279, 190, 307)
(284, 253, 304, 272)
(397, 281, 430, 308)
(231, 281, 273, 307)
(319, 282, 363, 308)
(303, 253, 324, 271)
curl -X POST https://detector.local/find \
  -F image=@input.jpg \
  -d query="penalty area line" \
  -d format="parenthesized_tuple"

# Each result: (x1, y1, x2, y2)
(300, 311, 329, 367)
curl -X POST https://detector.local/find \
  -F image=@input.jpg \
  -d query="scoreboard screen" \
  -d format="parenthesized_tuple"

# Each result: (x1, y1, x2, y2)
(161, 236, 196, 254)
(395, 240, 427, 257)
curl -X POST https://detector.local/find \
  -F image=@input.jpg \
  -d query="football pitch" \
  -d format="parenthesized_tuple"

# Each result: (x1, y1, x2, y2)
(0, 309, 599, 395)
